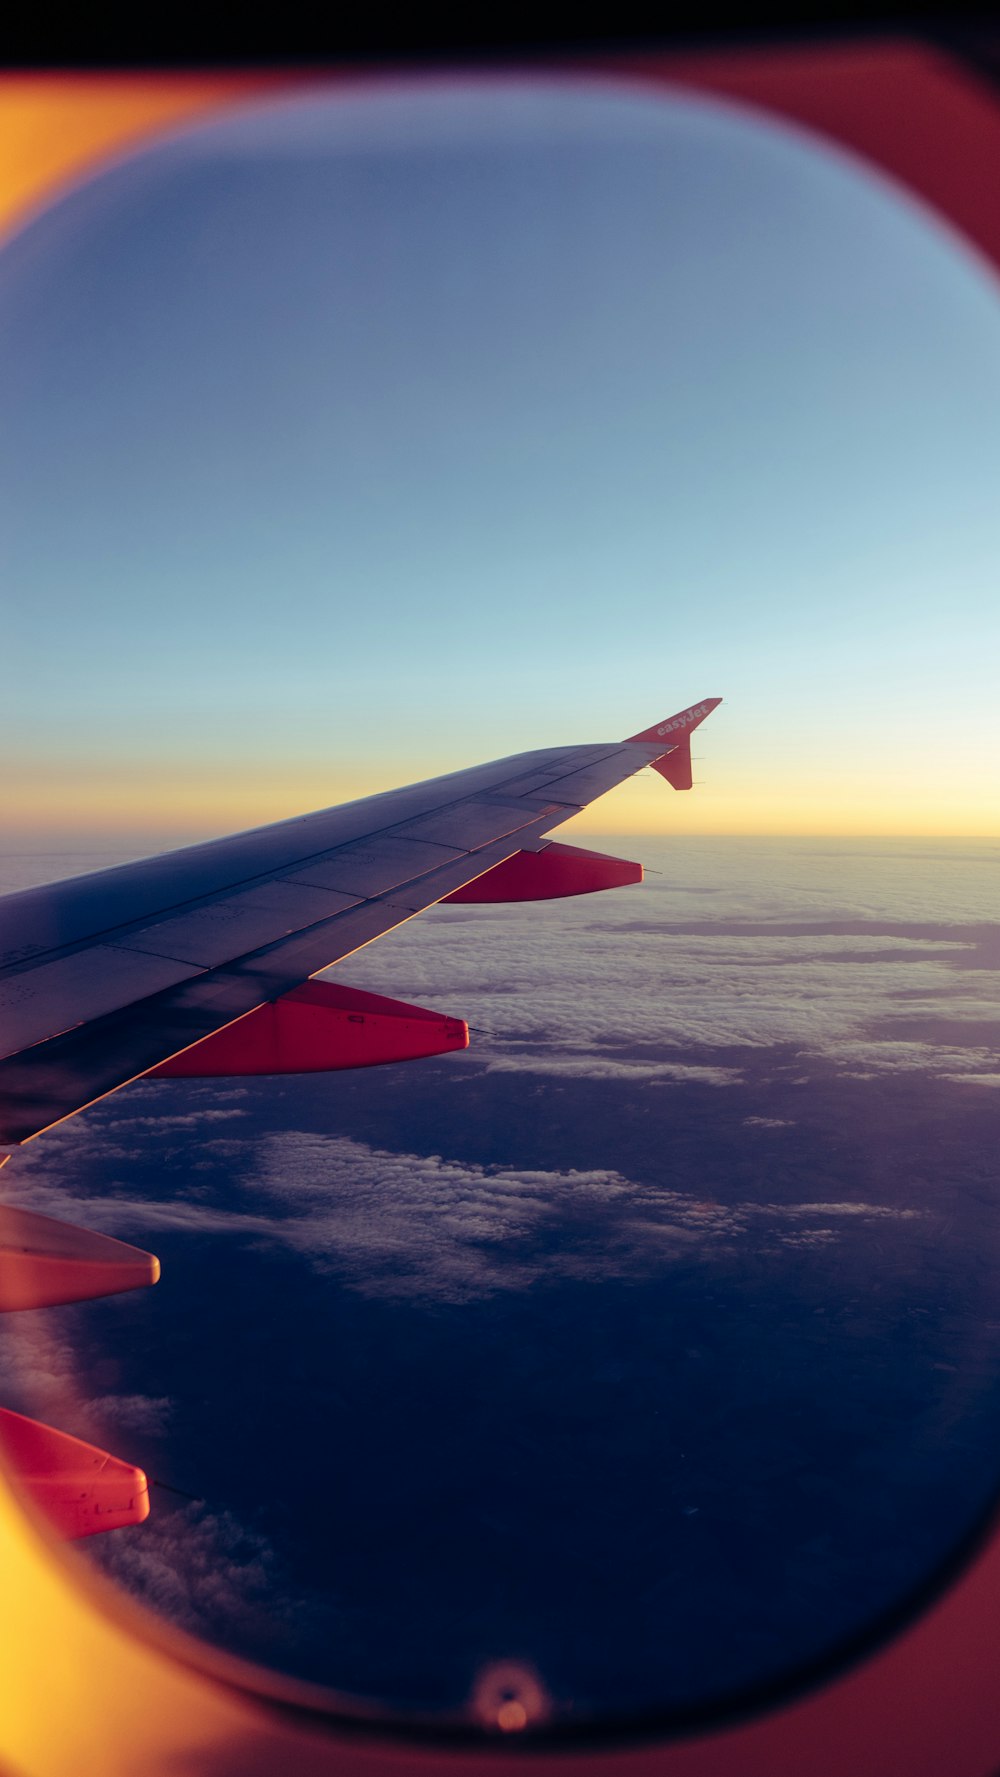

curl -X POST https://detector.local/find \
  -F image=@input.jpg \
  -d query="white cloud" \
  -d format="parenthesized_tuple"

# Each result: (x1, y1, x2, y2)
(318, 894, 1000, 1079)
(483, 1050, 742, 1086)
(826, 1042, 1000, 1076)
(87, 1498, 285, 1645)
(758, 1200, 923, 1222)
(233, 1131, 925, 1303)
(0, 1320, 172, 1448)
(87, 1393, 173, 1436)
(102, 1109, 248, 1130)
(777, 1230, 840, 1248)
(2, 1104, 932, 1312)
(0, 1305, 282, 1649)
(0, 1175, 274, 1242)
(0, 1315, 88, 1429)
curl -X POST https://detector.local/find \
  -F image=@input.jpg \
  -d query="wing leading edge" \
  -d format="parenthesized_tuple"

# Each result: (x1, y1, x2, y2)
(0, 698, 719, 1541)
(0, 699, 720, 1148)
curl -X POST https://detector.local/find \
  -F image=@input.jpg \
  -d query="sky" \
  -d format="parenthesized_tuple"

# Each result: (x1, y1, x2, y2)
(2, 76, 1000, 847)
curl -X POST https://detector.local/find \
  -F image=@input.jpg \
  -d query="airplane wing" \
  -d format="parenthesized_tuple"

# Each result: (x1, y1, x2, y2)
(0, 698, 721, 1151)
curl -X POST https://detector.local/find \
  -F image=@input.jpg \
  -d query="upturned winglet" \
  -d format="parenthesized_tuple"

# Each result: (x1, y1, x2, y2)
(624, 697, 722, 747)
(624, 697, 722, 791)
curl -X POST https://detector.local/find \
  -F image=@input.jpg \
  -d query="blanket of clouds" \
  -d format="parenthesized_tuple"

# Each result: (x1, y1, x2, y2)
(1, 836, 999, 1728)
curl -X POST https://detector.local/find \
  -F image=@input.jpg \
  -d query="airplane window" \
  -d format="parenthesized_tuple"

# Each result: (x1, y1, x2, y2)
(1, 77, 999, 1739)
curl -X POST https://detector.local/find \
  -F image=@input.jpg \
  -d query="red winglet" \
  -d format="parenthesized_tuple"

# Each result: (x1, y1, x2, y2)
(0, 1205, 160, 1312)
(656, 738, 694, 791)
(443, 843, 642, 904)
(149, 980, 468, 1077)
(625, 697, 722, 747)
(0, 1409, 149, 1540)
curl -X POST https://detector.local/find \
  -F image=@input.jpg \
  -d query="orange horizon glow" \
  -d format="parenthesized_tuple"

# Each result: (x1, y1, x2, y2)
(1, 761, 996, 847)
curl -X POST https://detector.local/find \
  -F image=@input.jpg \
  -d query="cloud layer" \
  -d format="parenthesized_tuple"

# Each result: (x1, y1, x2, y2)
(2, 1112, 926, 1310)
(324, 842, 1000, 1083)
(0, 837, 997, 1713)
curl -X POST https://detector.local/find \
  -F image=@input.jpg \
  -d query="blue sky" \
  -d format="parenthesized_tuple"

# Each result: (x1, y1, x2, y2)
(3, 78, 999, 840)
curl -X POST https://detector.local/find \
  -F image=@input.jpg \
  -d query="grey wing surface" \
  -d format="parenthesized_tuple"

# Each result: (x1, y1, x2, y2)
(0, 731, 681, 1146)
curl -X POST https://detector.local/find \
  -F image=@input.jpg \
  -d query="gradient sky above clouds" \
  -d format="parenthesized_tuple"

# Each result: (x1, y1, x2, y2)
(3, 77, 999, 844)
